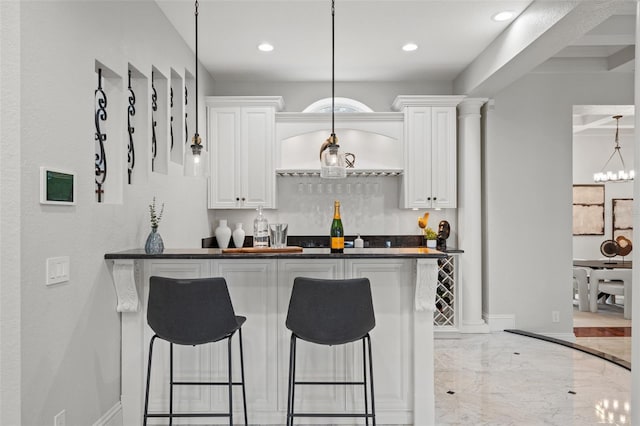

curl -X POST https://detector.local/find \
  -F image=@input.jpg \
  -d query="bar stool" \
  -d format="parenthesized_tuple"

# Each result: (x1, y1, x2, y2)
(143, 276, 248, 426)
(285, 277, 376, 425)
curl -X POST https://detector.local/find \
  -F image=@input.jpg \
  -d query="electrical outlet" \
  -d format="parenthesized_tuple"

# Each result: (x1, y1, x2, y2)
(54, 409, 66, 426)
(552, 311, 560, 323)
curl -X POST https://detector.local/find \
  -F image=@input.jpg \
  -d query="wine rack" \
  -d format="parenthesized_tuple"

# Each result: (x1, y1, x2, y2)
(434, 255, 456, 327)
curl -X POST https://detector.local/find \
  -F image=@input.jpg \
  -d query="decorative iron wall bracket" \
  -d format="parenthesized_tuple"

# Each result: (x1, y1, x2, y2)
(151, 71, 158, 171)
(94, 68, 108, 202)
(127, 69, 136, 184)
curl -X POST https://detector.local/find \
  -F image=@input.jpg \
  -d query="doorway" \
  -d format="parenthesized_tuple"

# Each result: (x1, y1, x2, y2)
(572, 105, 635, 364)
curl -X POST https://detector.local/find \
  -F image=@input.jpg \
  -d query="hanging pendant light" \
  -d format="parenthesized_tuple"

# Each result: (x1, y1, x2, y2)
(593, 115, 634, 183)
(185, 0, 207, 177)
(319, 0, 346, 179)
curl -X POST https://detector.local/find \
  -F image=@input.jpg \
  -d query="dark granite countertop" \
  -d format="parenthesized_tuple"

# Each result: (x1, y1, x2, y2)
(202, 234, 463, 253)
(104, 247, 449, 260)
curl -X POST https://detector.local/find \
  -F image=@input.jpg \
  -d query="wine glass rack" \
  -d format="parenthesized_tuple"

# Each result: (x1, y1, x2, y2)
(275, 168, 403, 177)
(434, 255, 456, 327)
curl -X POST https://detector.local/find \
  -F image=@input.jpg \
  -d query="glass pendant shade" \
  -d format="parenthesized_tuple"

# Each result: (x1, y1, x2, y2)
(320, 138, 346, 178)
(184, 135, 207, 177)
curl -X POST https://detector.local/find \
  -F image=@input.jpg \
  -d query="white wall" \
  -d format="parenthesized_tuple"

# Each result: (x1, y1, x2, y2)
(16, 2, 214, 425)
(484, 72, 634, 334)
(573, 131, 634, 259)
(1, 1, 22, 425)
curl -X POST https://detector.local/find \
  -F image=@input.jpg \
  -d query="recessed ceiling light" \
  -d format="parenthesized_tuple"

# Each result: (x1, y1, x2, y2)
(402, 43, 418, 52)
(258, 43, 274, 52)
(492, 11, 515, 22)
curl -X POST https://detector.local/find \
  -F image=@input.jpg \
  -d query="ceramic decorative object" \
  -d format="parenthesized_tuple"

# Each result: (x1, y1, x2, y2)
(215, 219, 232, 249)
(145, 227, 164, 254)
(145, 197, 165, 254)
(232, 223, 246, 248)
(426, 239, 437, 248)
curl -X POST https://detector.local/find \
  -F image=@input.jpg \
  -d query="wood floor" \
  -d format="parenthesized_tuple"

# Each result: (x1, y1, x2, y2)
(573, 302, 631, 363)
(574, 326, 631, 337)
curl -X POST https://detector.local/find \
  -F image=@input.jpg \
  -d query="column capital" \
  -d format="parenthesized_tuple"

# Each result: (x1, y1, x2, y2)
(457, 98, 489, 117)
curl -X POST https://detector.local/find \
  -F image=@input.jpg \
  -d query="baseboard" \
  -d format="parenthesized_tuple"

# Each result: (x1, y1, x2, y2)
(92, 401, 122, 426)
(483, 313, 516, 331)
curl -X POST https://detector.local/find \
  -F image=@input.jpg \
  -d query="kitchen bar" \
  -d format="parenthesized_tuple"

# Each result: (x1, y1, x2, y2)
(105, 248, 444, 425)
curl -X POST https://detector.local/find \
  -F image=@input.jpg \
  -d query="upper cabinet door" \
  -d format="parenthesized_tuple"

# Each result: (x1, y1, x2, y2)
(209, 107, 241, 209)
(431, 107, 457, 209)
(207, 97, 283, 209)
(394, 96, 462, 209)
(403, 106, 433, 209)
(241, 107, 275, 209)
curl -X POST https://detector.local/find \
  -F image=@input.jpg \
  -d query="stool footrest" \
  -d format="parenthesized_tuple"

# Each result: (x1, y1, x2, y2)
(146, 413, 232, 418)
(295, 381, 365, 385)
(291, 413, 375, 418)
(172, 381, 243, 386)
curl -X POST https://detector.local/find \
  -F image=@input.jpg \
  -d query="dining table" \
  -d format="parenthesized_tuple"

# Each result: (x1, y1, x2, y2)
(573, 259, 633, 269)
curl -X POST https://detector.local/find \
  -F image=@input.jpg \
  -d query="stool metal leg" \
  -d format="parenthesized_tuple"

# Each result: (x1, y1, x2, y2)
(238, 328, 248, 426)
(227, 336, 233, 426)
(362, 337, 369, 426)
(366, 334, 376, 426)
(169, 343, 174, 426)
(143, 335, 157, 426)
(286, 334, 297, 426)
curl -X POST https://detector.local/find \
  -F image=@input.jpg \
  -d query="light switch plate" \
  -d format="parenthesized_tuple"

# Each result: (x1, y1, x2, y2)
(46, 256, 69, 285)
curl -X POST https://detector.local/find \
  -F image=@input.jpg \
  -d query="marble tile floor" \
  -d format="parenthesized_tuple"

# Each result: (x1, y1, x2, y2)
(435, 331, 631, 425)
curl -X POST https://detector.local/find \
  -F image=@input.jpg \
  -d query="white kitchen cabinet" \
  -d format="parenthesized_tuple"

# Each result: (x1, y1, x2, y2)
(207, 97, 283, 209)
(213, 259, 279, 416)
(276, 259, 345, 415)
(346, 259, 413, 417)
(112, 255, 439, 425)
(393, 96, 464, 209)
(142, 260, 214, 417)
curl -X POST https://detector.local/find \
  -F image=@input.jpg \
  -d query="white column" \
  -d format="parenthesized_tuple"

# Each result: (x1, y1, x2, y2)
(457, 99, 490, 333)
(631, 0, 640, 417)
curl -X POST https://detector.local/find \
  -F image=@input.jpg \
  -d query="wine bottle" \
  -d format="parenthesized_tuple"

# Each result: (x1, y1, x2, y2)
(330, 200, 344, 253)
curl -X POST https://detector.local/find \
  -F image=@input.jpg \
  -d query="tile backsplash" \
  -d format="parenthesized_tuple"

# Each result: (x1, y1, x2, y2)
(208, 176, 457, 243)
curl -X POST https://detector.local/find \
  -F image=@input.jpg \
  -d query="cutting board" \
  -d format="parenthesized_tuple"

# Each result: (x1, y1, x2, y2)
(221, 246, 303, 254)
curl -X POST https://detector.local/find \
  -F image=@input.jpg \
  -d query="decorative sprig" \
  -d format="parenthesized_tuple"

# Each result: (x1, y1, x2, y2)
(423, 227, 437, 240)
(149, 197, 164, 228)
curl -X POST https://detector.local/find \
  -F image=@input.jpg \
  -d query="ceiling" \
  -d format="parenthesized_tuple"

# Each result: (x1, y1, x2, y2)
(156, 1, 637, 132)
(157, 0, 533, 82)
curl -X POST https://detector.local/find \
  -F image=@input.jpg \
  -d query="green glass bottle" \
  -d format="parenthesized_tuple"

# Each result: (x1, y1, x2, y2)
(330, 200, 344, 253)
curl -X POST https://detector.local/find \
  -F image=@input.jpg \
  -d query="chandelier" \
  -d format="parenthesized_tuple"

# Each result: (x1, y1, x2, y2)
(593, 115, 634, 183)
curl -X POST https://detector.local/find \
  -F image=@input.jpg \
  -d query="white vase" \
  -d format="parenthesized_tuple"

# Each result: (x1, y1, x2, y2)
(426, 239, 437, 248)
(232, 223, 246, 248)
(215, 219, 232, 249)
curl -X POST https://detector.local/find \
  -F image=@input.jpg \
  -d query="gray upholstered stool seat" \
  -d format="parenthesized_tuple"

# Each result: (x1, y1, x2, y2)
(285, 276, 376, 425)
(143, 276, 247, 426)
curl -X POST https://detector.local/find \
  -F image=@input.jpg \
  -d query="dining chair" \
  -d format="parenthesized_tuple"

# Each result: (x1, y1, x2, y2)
(588, 269, 632, 319)
(572, 267, 590, 312)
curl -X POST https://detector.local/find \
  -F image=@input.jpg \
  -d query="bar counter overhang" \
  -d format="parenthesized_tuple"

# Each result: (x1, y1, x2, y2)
(105, 247, 444, 425)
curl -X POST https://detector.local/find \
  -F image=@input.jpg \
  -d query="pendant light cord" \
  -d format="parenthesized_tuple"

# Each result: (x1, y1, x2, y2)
(194, 0, 199, 138)
(331, 0, 335, 138)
